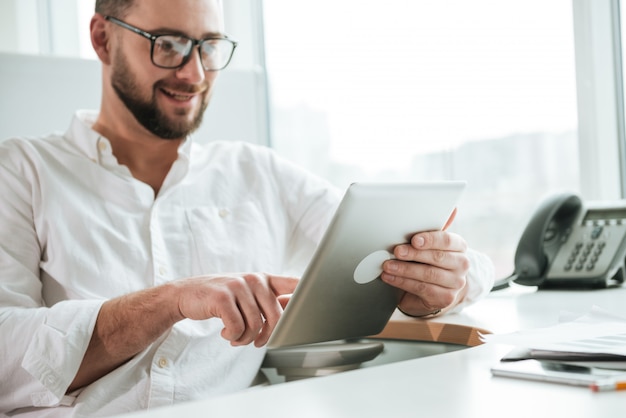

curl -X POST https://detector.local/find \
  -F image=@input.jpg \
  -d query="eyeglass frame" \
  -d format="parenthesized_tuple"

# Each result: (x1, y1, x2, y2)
(104, 15, 238, 71)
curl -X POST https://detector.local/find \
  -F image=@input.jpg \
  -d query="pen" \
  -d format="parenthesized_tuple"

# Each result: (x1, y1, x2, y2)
(590, 381, 626, 392)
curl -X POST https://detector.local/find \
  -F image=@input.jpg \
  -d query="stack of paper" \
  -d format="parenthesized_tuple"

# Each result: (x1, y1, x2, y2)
(481, 306, 626, 370)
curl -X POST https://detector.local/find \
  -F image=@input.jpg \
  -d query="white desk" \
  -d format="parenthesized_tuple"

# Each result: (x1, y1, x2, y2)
(116, 285, 626, 418)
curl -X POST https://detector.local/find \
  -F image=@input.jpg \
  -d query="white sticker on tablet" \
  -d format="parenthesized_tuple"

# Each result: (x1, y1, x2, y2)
(353, 250, 394, 284)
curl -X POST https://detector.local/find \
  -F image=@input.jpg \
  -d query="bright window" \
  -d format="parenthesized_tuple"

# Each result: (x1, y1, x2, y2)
(0, 0, 95, 57)
(263, 0, 580, 279)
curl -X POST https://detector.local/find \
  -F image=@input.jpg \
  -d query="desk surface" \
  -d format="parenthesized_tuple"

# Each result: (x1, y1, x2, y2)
(117, 285, 626, 418)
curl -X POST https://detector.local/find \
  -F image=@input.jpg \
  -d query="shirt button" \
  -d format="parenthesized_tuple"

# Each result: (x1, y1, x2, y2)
(218, 208, 230, 218)
(158, 357, 169, 368)
(158, 266, 167, 276)
(98, 141, 107, 152)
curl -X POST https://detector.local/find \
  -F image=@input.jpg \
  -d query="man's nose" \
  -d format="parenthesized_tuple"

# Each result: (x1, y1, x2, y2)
(175, 47, 206, 83)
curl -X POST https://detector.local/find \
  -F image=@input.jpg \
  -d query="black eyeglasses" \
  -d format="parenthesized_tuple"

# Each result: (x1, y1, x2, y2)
(105, 16, 237, 71)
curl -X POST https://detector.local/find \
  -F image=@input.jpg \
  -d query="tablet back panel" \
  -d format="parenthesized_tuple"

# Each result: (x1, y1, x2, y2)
(267, 181, 466, 348)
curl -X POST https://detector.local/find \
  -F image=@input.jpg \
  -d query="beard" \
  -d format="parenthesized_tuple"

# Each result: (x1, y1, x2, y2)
(111, 51, 209, 140)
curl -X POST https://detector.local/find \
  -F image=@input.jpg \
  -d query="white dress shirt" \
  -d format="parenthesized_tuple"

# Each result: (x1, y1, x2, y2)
(0, 111, 494, 417)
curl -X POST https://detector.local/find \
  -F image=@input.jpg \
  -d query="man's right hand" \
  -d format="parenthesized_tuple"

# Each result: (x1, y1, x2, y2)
(69, 273, 298, 392)
(173, 273, 299, 347)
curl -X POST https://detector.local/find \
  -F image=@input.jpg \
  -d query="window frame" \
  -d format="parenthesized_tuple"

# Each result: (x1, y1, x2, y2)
(572, 0, 626, 200)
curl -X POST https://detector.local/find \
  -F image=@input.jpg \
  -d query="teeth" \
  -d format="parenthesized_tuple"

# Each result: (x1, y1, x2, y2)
(163, 89, 193, 101)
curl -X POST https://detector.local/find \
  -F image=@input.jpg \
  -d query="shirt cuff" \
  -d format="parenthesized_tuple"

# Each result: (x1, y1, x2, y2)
(21, 300, 103, 406)
(450, 248, 495, 313)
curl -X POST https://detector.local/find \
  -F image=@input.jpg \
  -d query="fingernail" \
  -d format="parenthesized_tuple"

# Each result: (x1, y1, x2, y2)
(397, 246, 408, 257)
(415, 236, 425, 247)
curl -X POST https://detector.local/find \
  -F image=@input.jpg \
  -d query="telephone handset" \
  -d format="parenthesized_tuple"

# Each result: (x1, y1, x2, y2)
(493, 193, 626, 290)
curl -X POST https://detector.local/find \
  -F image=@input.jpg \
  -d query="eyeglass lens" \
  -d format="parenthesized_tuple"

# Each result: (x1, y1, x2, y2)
(153, 35, 234, 70)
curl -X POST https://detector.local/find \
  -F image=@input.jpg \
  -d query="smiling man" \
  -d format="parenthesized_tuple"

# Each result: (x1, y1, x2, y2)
(92, 1, 226, 192)
(0, 0, 494, 416)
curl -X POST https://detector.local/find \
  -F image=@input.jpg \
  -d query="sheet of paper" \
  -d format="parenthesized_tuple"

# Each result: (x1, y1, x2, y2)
(481, 306, 626, 356)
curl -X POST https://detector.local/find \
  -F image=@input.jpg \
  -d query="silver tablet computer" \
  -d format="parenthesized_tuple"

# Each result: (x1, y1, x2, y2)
(267, 181, 467, 348)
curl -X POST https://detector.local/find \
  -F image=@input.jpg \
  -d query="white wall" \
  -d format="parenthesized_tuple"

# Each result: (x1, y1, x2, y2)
(0, 53, 100, 140)
(0, 52, 266, 145)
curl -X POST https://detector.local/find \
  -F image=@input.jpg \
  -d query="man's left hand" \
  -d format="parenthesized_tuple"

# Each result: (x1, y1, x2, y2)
(380, 230, 470, 317)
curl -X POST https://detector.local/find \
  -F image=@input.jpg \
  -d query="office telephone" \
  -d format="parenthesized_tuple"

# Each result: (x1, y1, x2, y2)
(493, 193, 626, 290)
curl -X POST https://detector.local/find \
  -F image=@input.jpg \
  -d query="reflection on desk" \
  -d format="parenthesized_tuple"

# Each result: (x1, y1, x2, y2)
(115, 285, 626, 418)
(261, 339, 466, 384)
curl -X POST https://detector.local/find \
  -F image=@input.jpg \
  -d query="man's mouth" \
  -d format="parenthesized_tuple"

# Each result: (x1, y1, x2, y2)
(161, 88, 199, 102)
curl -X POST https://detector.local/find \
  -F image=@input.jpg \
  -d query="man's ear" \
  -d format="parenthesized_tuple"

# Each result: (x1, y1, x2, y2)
(90, 14, 112, 65)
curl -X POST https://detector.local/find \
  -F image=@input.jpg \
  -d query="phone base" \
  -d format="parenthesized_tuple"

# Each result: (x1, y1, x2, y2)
(539, 265, 625, 290)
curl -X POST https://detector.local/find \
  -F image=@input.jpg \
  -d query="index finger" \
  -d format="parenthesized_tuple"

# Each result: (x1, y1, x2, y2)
(411, 230, 467, 252)
(267, 274, 300, 296)
(252, 274, 299, 347)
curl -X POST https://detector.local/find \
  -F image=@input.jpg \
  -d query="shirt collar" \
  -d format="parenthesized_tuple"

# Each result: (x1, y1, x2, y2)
(65, 110, 193, 166)
(65, 110, 102, 162)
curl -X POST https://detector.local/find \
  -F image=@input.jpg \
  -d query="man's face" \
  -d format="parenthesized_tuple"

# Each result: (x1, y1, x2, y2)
(108, 0, 224, 140)
(111, 48, 209, 140)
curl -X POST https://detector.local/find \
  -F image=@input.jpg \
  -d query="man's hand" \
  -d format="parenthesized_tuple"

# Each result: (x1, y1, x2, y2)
(174, 273, 299, 347)
(380, 230, 470, 317)
(70, 273, 297, 392)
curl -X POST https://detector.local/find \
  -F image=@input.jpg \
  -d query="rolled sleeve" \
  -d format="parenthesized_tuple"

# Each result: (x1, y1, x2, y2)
(20, 300, 103, 407)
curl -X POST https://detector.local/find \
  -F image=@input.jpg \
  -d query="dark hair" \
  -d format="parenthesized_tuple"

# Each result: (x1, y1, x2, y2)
(95, 0, 135, 18)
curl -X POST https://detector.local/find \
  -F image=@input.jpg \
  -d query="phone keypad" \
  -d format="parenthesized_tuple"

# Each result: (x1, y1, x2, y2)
(548, 209, 626, 281)
(564, 225, 606, 272)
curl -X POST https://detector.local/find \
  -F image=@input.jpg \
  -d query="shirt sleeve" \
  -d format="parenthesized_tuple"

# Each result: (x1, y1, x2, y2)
(1, 301, 103, 409)
(0, 141, 103, 411)
(263, 146, 342, 275)
(450, 247, 495, 313)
